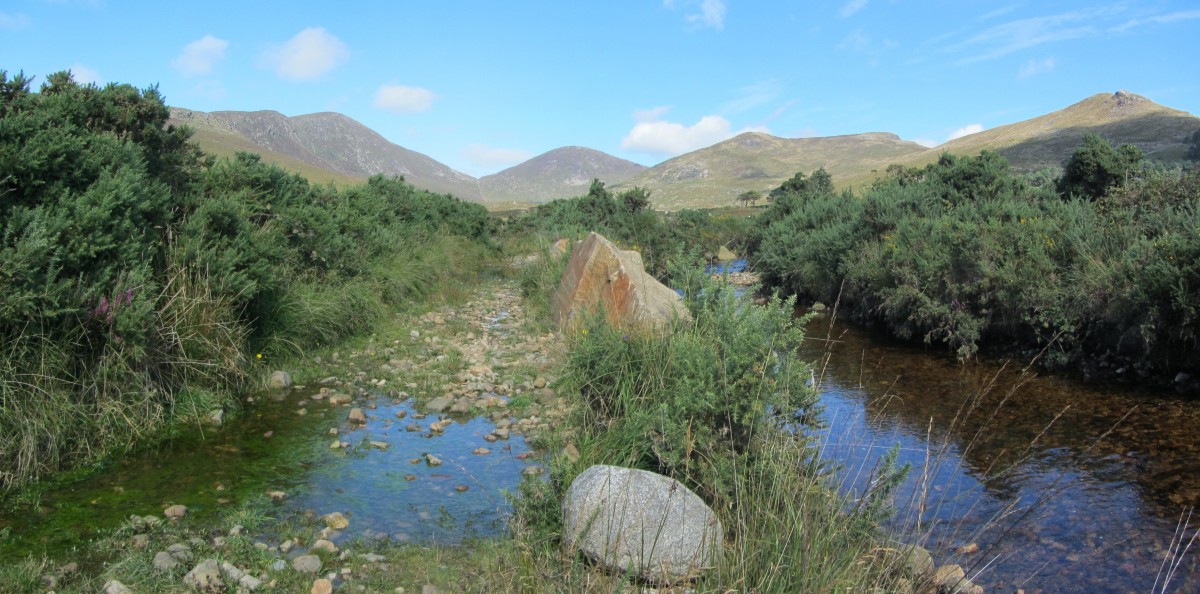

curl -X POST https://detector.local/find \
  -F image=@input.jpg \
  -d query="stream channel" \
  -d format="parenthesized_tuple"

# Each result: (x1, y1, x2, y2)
(803, 310, 1200, 593)
(2, 265, 1197, 594)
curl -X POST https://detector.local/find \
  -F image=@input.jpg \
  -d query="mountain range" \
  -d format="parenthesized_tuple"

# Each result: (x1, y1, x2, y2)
(170, 91, 1199, 210)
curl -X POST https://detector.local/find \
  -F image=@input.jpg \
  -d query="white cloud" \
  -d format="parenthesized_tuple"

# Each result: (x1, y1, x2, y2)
(462, 144, 533, 170)
(373, 84, 436, 113)
(687, 0, 726, 29)
(69, 64, 102, 85)
(840, 0, 868, 18)
(262, 27, 348, 81)
(666, 0, 725, 30)
(171, 34, 228, 77)
(946, 124, 985, 142)
(1018, 57, 1056, 79)
(621, 112, 766, 156)
(0, 11, 31, 30)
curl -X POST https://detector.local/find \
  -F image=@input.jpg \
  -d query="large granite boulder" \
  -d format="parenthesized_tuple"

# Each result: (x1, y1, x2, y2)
(551, 232, 689, 332)
(563, 465, 722, 584)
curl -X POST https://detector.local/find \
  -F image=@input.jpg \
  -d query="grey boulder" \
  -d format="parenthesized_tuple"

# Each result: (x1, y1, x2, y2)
(563, 465, 722, 583)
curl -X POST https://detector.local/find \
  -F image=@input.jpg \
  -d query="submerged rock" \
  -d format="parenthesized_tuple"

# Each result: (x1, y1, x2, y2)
(269, 370, 293, 389)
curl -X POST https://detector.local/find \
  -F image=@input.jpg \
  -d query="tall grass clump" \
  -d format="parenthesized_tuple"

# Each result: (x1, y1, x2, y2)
(510, 255, 911, 592)
(751, 149, 1200, 387)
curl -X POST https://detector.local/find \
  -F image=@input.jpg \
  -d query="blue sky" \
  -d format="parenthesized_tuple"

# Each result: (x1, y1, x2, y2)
(2, 1, 1198, 176)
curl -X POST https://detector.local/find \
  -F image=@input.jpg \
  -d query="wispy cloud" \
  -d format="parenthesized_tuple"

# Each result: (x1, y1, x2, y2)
(947, 123, 985, 142)
(462, 144, 533, 171)
(723, 80, 782, 114)
(0, 11, 30, 30)
(373, 84, 436, 113)
(69, 64, 102, 85)
(261, 27, 349, 81)
(1018, 57, 1056, 79)
(1111, 9, 1200, 33)
(665, 0, 726, 30)
(840, 0, 868, 18)
(976, 4, 1020, 22)
(171, 35, 228, 77)
(942, 5, 1195, 65)
(621, 110, 766, 156)
(951, 8, 1113, 64)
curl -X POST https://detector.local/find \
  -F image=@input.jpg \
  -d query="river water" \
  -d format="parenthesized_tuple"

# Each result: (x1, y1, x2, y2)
(802, 311, 1200, 593)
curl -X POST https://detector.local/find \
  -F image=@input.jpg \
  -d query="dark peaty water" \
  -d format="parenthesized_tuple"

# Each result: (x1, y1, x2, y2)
(801, 313, 1200, 594)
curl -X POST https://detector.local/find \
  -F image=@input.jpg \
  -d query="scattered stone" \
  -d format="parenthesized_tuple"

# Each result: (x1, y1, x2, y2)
(280, 540, 296, 554)
(312, 578, 334, 594)
(956, 542, 979, 555)
(933, 564, 966, 591)
(370, 440, 390, 450)
(425, 396, 454, 413)
(811, 301, 828, 312)
(455, 485, 470, 492)
(40, 574, 57, 590)
(472, 447, 491, 455)
(103, 580, 134, 594)
(329, 393, 352, 405)
(406, 423, 422, 432)
(270, 559, 288, 572)
(425, 453, 443, 466)
(561, 442, 581, 464)
(269, 370, 293, 389)
(404, 474, 418, 481)
(153, 551, 180, 572)
(422, 585, 438, 594)
(131, 534, 150, 549)
(319, 376, 338, 385)
(322, 512, 350, 530)
(310, 539, 339, 554)
(395, 410, 408, 419)
(348, 407, 368, 424)
(522, 465, 544, 476)
(167, 542, 193, 562)
(164, 504, 188, 519)
(563, 465, 721, 584)
(533, 376, 547, 389)
(362, 553, 386, 563)
(268, 490, 288, 501)
(183, 559, 224, 592)
(902, 544, 934, 577)
(293, 554, 323, 573)
(204, 408, 225, 427)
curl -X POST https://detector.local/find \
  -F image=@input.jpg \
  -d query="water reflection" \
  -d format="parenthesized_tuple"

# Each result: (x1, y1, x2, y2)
(802, 315, 1200, 594)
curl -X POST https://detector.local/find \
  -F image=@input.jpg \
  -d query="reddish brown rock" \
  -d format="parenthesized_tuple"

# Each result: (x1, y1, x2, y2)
(551, 232, 689, 332)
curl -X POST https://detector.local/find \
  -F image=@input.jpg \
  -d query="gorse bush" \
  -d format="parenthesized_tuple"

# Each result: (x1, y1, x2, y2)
(751, 148, 1200, 383)
(0, 70, 495, 490)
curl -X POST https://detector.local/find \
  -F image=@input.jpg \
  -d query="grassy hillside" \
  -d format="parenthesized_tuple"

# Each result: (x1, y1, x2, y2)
(479, 146, 645, 203)
(615, 132, 927, 210)
(840, 91, 1200, 188)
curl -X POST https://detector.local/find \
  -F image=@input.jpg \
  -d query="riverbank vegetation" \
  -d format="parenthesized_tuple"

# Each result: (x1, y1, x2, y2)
(0, 70, 495, 492)
(751, 141, 1200, 387)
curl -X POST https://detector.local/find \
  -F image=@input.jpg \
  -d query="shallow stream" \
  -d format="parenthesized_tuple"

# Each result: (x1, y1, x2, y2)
(803, 312, 1200, 593)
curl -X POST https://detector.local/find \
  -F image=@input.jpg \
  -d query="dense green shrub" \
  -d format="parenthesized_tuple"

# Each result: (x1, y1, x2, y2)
(751, 152, 1200, 382)
(0, 70, 495, 490)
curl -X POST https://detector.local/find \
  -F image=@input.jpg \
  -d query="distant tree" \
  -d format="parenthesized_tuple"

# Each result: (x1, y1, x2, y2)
(737, 190, 761, 207)
(1057, 133, 1144, 200)
(1188, 129, 1200, 161)
(769, 171, 807, 201)
(807, 167, 834, 195)
(619, 186, 651, 213)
